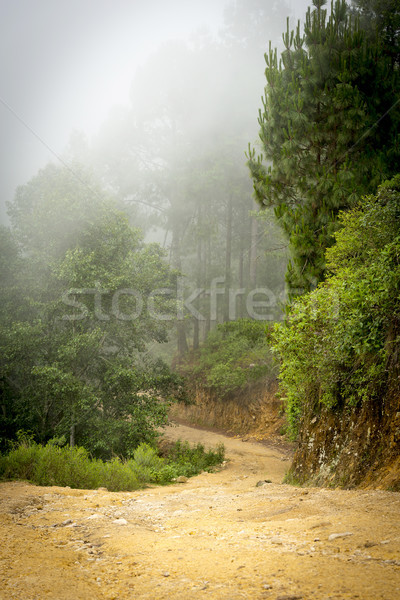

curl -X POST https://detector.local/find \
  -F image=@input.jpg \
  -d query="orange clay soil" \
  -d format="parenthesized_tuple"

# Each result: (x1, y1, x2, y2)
(0, 422, 399, 600)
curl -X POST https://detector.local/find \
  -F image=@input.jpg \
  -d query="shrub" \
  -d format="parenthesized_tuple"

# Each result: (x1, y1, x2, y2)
(102, 458, 141, 492)
(0, 441, 40, 481)
(181, 319, 277, 397)
(0, 438, 225, 491)
(167, 440, 225, 473)
(273, 176, 400, 438)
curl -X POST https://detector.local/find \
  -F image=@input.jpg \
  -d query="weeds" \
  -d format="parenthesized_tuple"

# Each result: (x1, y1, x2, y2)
(283, 470, 303, 486)
(0, 438, 225, 491)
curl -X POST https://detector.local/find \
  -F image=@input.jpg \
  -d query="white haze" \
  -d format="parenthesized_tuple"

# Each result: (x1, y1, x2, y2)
(0, 0, 311, 222)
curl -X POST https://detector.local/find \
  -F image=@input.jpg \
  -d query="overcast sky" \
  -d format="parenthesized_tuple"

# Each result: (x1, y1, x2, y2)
(0, 0, 311, 223)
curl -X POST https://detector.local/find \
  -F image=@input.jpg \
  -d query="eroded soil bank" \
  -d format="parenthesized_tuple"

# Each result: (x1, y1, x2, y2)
(1, 423, 399, 600)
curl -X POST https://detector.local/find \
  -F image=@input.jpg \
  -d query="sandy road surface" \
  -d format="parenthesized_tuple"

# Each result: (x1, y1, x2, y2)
(0, 423, 399, 600)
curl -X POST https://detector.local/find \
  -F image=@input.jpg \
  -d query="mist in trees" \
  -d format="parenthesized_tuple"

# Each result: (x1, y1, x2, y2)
(2, 0, 398, 460)
(79, 0, 293, 356)
(1, 0, 292, 452)
(1, 164, 186, 457)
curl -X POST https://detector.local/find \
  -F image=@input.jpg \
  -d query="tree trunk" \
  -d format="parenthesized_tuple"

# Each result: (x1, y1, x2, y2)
(204, 212, 212, 341)
(171, 222, 189, 360)
(238, 204, 247, 319)
(249, 200, 258, 289)
(70, 405, 75, 447)
(193, 205, 203, 350)
(224, 195, 233, 321)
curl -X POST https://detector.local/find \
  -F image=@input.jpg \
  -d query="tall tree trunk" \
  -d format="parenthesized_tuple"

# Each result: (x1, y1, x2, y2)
(224, 195, 233, 321)
(249, 200, 258, 289)
(204, 211, 212, 340)
(193, 309, 200, 350)
(177, 323, 189, 358)
(70, 420, 75, 448)
(70, 400, 76, 447)
(237, 204, 247, 319)
(193, 205, 203, 350)
(171, 222, 189, 361)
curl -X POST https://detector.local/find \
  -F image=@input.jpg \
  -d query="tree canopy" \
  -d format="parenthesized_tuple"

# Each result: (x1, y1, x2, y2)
(1, 164, 183, 458)
(248, 0, 400, 294)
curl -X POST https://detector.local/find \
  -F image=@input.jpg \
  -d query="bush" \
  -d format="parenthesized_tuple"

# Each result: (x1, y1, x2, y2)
(126, 443, 166, 484)
(102, 458, 141, 492)
(0, 442, 40, 481)
(0, 438, 225, 491)
(181, 319, 277, 397)
(167, 439, 225, 471)
(0, 441, 140, 490)
(273, 176, 400, 438)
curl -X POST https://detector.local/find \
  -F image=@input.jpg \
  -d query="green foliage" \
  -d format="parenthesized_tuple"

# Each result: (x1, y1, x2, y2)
(0, 164, 184, 457)
(248, 0, 400, 294)
(7, 163, 102, 259)
(166, 439, 225, 472)
(133, 443, 165, 470)
(181, 319, 277, 397)
(0, 439, 225, 491)
(351, 0, 400, 67)
(272, 176, 400, 437)
(150, 440, 225, 484)
(0, 440, 140, 491)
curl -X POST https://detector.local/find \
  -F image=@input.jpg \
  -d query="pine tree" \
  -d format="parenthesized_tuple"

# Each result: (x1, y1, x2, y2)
(248, 0, 400, 294)
(351, 0, 400, 67)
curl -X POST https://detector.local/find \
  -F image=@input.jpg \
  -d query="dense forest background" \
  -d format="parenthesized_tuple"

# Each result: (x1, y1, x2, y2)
(1, 0, 400, 488)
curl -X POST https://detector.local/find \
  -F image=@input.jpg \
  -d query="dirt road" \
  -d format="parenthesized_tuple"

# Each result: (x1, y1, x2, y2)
(1, 423, 399, 600)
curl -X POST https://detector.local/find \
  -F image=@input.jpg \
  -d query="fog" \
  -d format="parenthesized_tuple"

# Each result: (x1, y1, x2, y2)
(2, 0, 315, 357)
(0, 0, 311, 222)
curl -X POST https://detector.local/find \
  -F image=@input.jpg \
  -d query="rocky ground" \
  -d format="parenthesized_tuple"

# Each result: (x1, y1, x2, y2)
(1, 423, 399, 600)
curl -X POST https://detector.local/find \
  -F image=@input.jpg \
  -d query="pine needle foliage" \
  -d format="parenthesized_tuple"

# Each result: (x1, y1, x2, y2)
(248, 0, 400, 295)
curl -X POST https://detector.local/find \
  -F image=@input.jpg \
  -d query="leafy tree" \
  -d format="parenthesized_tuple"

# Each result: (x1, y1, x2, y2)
(1, 164, 183, 457)
(8, 162, 102, 260)
(272, 175, 400, 437)
(248, 0, 400, 294)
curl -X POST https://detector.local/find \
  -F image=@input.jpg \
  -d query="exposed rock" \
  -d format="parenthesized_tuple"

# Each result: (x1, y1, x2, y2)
(176, 476, 188, 483)
(328, 532, 353, 541)
(168, 382, 288, 445)
(58, 519, 73, 527)
(310, 521, 331, 529)
(288, 396, 400, 489)
(112, 518, 128, 526)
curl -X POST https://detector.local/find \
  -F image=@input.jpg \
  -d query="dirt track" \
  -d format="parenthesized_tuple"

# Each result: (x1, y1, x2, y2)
(1, 423, 400, 600)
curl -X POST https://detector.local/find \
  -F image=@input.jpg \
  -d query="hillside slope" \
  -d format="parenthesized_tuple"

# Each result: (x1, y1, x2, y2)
(1, 423, 400, 600)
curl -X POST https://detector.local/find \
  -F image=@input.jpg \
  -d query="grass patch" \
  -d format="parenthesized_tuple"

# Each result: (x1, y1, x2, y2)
(283, 470, 303, 487)
(0, 438, 225, 491)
